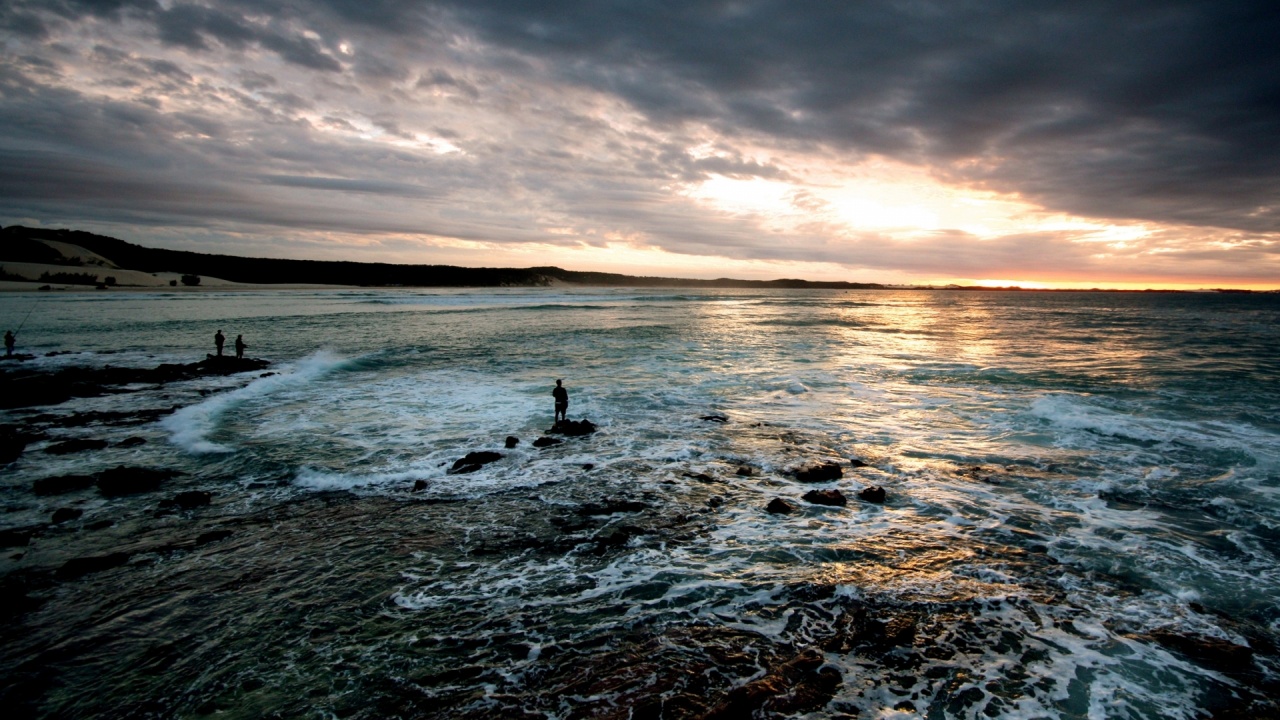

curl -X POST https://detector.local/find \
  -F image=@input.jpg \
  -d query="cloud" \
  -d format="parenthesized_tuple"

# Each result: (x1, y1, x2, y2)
(0, 1, 1278, 285)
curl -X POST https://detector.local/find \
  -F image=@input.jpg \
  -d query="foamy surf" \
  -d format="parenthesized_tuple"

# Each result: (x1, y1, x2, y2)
(162, 350, 352, 453)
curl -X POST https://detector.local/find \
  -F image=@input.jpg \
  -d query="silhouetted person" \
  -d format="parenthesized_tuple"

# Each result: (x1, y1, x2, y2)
(235, 334, 246, 359)
(3, 330, 13, 357)
(553, 379, 569, 423)
(214, 329, 225, 356)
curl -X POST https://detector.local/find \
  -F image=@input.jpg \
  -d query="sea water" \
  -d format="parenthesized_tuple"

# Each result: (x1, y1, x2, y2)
(1, 287, 1278, 718)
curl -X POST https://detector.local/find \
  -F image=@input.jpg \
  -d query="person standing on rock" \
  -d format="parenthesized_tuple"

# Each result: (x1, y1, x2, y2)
(3, 330, 13, 357)
(553, 379, 569, 424)
(214, 329, 225, 356)
(235, 334, 247, 359)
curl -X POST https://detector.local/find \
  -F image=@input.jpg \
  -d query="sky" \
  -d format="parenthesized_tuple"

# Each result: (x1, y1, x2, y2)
(2, 1, 1279, 289)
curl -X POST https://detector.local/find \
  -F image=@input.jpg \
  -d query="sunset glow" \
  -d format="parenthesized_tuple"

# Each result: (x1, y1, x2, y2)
(0, 1, 1276, 289)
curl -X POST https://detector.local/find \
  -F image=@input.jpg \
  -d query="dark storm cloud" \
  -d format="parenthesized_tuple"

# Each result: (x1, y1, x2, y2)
(2, 0, 1279, 281)
(429, 0, 1280, 233)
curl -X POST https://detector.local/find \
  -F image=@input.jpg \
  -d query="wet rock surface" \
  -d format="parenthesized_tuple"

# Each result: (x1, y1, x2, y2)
(789, 460, 843, 483)
(96, 466, 183, 497)
(448, 451, 503, 474)
(0, 356, 271, 409)
(766, 497, 796, 514)
(549, 418, 597, 436)
(803, 489, 848, 507)
(859, 485, 887, 503)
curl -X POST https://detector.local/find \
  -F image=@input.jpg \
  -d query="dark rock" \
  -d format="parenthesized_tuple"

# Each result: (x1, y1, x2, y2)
(683, 472, 717, 483)
(735, 466, 753, 476)
(706, 496, 725, 508)
(56, 552, 131, 580)
(790, 461, 843, 483)
(803, 489, 848, 507)
(1148, 630, 1255, 673)
(766, 498, 796, 514)
(0, 527, 39, 547)
(582, 463, 594, 470)
(51, 508, 83, 524)
(550, 418, 597, 436)
(32, 474, 96, 496)
(700, 648, 841, 719)
(701, 414, 729, 423)
(0, 356, 272, 409)
(577, 499, 650, 516)
(86, 519, 114, 531)
(849, 457, 868, 468)
(195, 530, 233, 546)
(117, 436, 147, 448)
(96, 466, 181, 497)
(44, 438, 109, 455)
(824, 607, 919, 654)
(449, 451, 503, 473)
(593, 524, 649, 551)
(0, 424, 33, 463)
(412, 479, 428, 492)
(504, 436, 520, 448)
(159, 491, 212, 510)
(532, 436, 562, 448)
(859, 486, 887, 503)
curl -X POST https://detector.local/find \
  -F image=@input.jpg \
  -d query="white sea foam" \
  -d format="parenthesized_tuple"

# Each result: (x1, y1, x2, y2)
(163, 350, 351, 453)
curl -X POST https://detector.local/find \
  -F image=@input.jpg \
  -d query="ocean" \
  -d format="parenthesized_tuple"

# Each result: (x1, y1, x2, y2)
(1, 287, 1278, 719)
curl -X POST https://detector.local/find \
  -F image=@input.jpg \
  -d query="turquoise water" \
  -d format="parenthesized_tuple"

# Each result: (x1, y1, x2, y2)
(1, 288, 1278, 718)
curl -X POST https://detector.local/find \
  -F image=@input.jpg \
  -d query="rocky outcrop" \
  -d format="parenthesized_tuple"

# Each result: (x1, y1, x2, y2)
(789, 461, 842, 483)
(859, 486, 886, 503)
(159, 491, 212, 510)
(803, 489, 847, 507)
(32, 474, 96, 496)
(504, 436, 519, 448)
(766, 498, 795, 514)
(96, 466, 182, 497)
(44, 438, 109, 455)
(0, 356, 272, 409)
(550, 418, 597, 436)
(449, 451, 503, 474)
(532, 436, 562, 448)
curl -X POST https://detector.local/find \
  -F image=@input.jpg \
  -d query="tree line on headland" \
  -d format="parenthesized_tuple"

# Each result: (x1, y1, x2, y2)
(1, 225, 1272, 292)
(1, 226, 885, 289)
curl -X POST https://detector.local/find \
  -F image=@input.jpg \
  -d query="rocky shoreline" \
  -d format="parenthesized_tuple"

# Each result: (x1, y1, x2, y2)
(1, 360, 1278, 718)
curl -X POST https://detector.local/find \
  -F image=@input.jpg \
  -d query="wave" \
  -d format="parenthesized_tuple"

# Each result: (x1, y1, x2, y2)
(162, 350, 352, 454)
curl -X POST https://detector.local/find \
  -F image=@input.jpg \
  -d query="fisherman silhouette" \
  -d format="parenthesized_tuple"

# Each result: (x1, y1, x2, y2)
(235, 334, 246, 359)
(214, 329, 225, 356)
(3, 330, 13, 357)
(553, 379, 569, 424)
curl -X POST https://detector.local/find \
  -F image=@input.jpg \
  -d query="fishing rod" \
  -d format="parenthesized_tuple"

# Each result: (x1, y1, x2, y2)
(13, 298, 38, 336)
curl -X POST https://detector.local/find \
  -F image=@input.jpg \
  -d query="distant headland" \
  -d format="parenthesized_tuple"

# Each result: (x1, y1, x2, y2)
(0, 225, 1271, 292)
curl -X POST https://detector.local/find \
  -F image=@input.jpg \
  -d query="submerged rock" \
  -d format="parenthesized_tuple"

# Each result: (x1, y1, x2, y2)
(0, 356, 272, 409)
(160, 491, 213, 510)
(701, 414, 729, 423)
(0, 424, 35, 463)
(117, 436, 147, 448)
(412, 479, 428, 492)
(532, 436, 562, 448)
(766, 498, 795, 514)
(789, 461, 843, 483)
(96, 466, 182, 497)
(195, 530, 233, 546)
(803, 489, 848, 507)
(699, 648, 841, 719)
(44, 438, 109, 455)
(859, 486, 886, 503)
(1147, 630, 1255, 673)
(849, 457, 869, 468)
(576, 499, 650, 516)
(56, 552, 131, 580)
(51, 508, 83, 524)
(32, 474, 96, 496)
(683, 471, 717, 483)
(550, 418, 597, 436)
(449, 451, 503, 474)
